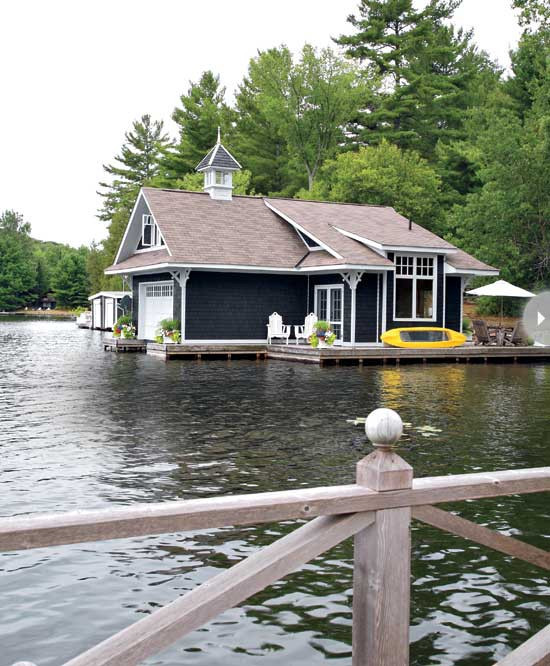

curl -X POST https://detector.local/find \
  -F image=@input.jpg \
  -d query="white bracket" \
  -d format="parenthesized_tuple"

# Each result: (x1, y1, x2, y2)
(170, 269, 192, 287)
(341, 271, 364, 290)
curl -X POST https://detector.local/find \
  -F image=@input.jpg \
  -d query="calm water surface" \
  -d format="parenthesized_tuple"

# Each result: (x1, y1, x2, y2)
(0, 317, 548, 665)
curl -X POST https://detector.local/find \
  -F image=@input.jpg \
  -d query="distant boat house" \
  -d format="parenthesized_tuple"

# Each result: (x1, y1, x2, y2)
(105, 138, 497, 344)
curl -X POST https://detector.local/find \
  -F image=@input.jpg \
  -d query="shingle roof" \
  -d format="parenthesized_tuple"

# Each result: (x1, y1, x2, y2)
(447, 248, 497, 272)
(196, 143, 242, 171)
(265, 198, 455, 250)
(106, 188, 496, 275)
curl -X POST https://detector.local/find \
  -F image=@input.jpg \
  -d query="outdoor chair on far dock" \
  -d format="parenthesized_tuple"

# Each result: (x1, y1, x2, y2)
(505, 321, 527, 346)
(294, 312, 317, 345)
(267, 312, 291, 345)
(472, 319, 497, 346)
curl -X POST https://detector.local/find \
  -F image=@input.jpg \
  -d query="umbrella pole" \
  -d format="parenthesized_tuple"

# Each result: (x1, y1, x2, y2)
(500, 297, 503, 327)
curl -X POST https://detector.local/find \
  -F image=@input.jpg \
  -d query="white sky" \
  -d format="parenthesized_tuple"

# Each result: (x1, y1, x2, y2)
(0, 0, 522, 248)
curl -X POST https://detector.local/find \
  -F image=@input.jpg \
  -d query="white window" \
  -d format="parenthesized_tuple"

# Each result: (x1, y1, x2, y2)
(394, 255, 436, 320)
(145, 284, 173, 298)
(215, 170, 231, 185)
(141, 215, 163, 248)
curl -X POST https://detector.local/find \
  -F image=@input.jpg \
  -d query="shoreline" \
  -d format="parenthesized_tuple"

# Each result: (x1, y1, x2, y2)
(1, 310, 76, 320)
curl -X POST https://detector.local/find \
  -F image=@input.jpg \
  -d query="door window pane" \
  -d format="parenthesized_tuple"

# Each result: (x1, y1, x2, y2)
(395, 279, 413, 318)
(318, 290, 327, 320)
(416, 279, 433, 318)
(331, 288, 342, 321)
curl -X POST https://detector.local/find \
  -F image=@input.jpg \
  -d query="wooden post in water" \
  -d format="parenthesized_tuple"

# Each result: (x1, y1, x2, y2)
(352, 408, 413, 666)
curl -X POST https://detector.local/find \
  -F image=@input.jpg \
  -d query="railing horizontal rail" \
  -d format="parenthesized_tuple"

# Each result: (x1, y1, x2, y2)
(61, 511, 375, 666)
(493, 623, 550, 665)
(1, 467, 549, 553)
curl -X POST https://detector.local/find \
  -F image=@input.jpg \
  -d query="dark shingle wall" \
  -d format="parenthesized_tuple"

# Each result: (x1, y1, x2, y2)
(356, 274, 380, 343)
(185, 272, 308, 339)
(445, 276, 462, 331)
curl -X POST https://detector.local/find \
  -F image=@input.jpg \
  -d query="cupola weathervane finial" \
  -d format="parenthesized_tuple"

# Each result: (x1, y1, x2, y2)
(217, 126, 221, 144)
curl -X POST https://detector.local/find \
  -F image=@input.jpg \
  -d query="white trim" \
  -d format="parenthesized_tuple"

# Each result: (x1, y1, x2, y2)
(105, 262, 392, 276)
(332, 226, 457, 255)
(141, 190, 171, 256)
(341, 271, 364, 346)
(264, 200, 343, 260)
(442, 268, 446, 328)
(376, 273, 380, 343)
(393, 254, 438, 323)
(180, 269, 191, 341)
(381, 272, 387, 334)
(445, 264, 499, 276)
(138, 279, 174, 339)
(88, 291, 131, 301)
(314, 283, 344, 342)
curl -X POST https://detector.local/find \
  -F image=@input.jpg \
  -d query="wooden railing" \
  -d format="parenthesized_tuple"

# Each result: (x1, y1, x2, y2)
(6, 408, 550, 666)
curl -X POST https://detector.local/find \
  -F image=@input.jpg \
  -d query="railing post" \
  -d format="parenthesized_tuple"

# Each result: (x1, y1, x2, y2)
(352, 408, 413, 666)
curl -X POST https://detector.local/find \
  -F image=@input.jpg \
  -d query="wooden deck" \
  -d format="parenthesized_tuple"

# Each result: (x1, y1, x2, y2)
(147, 342, 267, 360)
(103, 338, 147, 353)
(267, 343, 550, 366)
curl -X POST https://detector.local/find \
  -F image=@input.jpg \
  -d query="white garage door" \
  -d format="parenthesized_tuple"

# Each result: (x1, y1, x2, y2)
(104, 298, 115, 329)
(139, 282, 174, 340)
(92, 299, 102, 329)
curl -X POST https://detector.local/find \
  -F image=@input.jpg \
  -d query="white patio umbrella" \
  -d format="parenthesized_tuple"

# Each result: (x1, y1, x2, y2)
(466, 279, 535, 325)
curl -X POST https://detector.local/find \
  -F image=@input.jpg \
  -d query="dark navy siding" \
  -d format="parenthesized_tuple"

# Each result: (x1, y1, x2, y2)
(186, 272, 308, 340)
(445, 276, 462, 331)
(386, 255, 445, 330)
(131, 273, 179, 334)
(356, 273, 381, 343)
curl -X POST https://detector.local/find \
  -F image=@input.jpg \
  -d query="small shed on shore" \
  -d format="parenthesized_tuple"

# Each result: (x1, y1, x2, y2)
(89, 291, 132, 330)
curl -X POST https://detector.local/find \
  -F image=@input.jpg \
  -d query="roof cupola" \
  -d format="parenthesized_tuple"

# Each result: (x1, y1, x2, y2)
(195, 127, 241, 201)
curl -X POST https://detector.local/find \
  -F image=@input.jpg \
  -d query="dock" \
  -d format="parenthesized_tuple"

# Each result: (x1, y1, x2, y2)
(103, 338, 147, 353)
(267, 343, 550, 365)
(102, 340, 550, 365)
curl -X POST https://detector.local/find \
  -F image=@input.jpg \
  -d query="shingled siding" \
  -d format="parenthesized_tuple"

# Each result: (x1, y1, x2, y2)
(445, 275, 462, 331)
(185, 272, 308, 340)
(131, 273, 180, 332)
(307, 274, 351, 343)
(386, 254, 445, 330)
(355, 273, 381, 343)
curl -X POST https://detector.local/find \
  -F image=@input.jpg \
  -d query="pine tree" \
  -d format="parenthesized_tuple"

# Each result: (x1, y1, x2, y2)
(335, 0, 479, 155)
(52, 249, 90, 308)
(0, 210, 37, 310)
(158, 71, 234, 184)
(98, 114, 170, 222)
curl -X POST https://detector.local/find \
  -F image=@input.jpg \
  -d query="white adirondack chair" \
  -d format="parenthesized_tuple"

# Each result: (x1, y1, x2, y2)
(294, 312, 318, 344)
(267, 312, 291, 345)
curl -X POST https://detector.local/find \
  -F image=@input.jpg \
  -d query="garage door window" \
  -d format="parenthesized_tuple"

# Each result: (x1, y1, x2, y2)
(145, 284, 173, 298)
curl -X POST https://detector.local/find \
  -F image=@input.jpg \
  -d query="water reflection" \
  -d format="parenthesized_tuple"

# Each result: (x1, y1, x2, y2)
(0, 317, 548, 665)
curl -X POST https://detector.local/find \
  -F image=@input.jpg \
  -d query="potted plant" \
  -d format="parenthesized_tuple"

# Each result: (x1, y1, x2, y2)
(121, 323, 137, 339)
(159, 318, 181, 343)
(309, 320, 337, 348)
(113, 314, 132, 339)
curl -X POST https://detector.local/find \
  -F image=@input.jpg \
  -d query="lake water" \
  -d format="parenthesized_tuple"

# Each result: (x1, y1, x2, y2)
(0, 317, 548, 665)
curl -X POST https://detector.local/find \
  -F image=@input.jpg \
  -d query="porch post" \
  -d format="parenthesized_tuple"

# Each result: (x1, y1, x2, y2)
(353, 408, 412, 666)
(180, 269, 192, 341)
(341, 272, 363, 346)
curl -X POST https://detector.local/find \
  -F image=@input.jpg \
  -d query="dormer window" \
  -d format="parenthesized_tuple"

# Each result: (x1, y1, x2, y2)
(139, 214, 164, 249)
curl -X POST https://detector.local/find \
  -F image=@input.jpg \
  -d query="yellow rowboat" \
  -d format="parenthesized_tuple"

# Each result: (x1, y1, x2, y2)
(381, 327, 467, 349)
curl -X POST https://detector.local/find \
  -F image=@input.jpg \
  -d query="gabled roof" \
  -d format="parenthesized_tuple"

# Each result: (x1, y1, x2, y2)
(196, 143, 242, 171)
(265, 198, 455, 251)
(106, 187, 496, 276)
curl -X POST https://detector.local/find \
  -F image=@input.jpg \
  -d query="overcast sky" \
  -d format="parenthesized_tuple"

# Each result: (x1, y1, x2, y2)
(0, 0, 522, 248)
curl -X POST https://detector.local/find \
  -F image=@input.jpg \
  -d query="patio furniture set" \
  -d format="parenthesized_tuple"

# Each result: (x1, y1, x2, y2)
(472, 320, 527, 346)
(267, 312, 319, 345)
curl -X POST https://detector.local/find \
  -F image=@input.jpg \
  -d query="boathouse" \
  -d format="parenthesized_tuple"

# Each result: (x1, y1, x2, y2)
(89, 291, 132, 331)
(105, 139, 498, 344)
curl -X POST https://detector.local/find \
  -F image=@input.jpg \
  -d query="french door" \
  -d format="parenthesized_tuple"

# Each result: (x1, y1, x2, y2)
(315, 285, 344, 341)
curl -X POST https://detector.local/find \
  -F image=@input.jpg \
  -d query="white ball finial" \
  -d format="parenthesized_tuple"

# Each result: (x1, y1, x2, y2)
(365, 408, 403, 448)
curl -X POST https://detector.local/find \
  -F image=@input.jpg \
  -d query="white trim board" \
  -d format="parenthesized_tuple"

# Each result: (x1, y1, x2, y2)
(332, 226, 457, 256)
(264, 200, 343, 260)
(106, 262, 392, 276)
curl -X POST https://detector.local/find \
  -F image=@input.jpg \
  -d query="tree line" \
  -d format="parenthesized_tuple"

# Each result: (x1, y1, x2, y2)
(3, 0, 549, 311)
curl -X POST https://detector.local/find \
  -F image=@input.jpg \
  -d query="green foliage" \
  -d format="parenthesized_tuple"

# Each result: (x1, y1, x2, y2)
(158, 71, 233, 184)
(159, 318, 180, 331)
(303, 141, 442, 232)
(51, 249, 90, 308)
(174, 169, 254, 195)
(315, 320, 330, 332)
(98, 114, 170, 222)
(462, 317, 472, 333)
(0, 210, 37, 310)
(512, 0, 550, 29)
